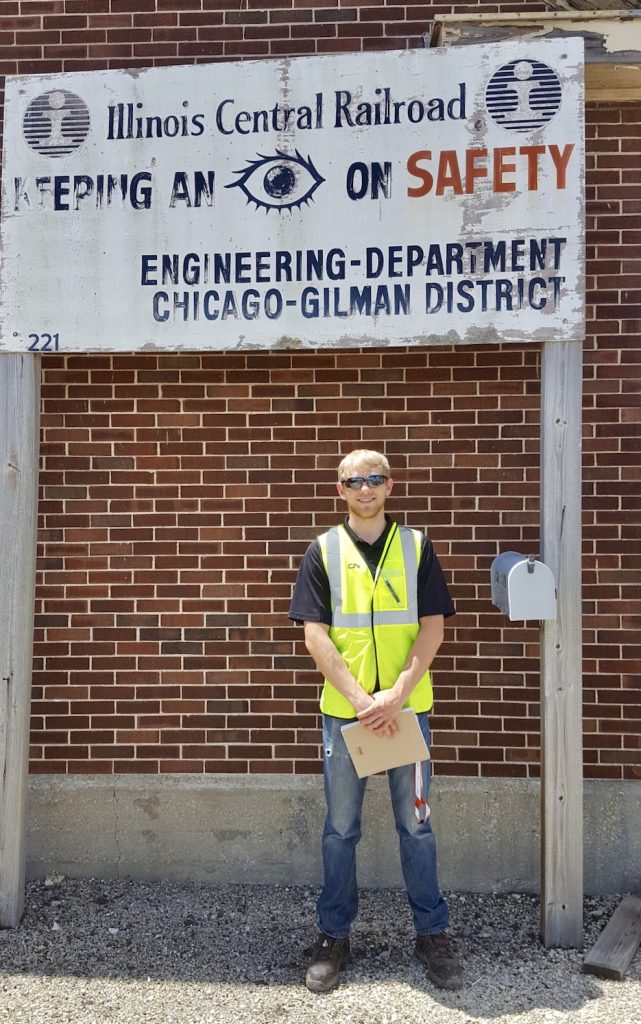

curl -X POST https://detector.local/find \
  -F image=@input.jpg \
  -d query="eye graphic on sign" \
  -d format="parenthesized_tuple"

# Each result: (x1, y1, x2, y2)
(225, 149, 325, 212)
(23, 90, 91, 158)
(485, 58, 562, 133)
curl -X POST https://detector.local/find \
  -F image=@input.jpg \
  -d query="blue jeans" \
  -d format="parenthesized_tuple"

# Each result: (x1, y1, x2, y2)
(317, 712, 449, 939)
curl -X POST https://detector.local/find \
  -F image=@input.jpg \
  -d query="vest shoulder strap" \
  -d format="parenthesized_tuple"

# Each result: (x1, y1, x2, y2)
(318, 525, 340, 568)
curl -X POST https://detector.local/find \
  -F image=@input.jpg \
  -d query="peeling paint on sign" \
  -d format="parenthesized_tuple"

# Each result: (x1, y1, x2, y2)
(0, 39, 585, 353)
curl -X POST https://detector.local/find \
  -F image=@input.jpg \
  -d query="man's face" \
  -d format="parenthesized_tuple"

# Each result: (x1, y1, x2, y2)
(336, 465, 393, 520)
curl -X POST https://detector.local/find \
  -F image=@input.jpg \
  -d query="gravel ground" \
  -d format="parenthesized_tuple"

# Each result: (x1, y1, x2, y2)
(0, 878, 639, 1024)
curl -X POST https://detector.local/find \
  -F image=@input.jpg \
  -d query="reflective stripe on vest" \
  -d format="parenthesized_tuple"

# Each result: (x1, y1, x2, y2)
(324, 524, 419, 628)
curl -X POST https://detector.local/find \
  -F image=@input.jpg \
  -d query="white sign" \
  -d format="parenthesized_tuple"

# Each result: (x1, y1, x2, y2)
(0, 39, 584, 353)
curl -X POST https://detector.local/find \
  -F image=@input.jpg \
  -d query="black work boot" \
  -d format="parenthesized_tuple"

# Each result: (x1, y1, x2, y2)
(305, 932, 351, 993)
(415, 931, 464, 989)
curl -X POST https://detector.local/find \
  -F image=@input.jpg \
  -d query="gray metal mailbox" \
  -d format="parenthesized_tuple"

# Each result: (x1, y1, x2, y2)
(490, 551, 557, 621)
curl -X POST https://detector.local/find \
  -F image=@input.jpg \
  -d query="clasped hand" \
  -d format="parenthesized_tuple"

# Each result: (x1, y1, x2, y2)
(356, 688, 403, 737)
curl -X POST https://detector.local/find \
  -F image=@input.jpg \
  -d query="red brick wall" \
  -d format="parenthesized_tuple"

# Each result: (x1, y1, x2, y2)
(583, 103, 641, 782)
(0, 1, 548, 76)
(0, 1, 639, 781)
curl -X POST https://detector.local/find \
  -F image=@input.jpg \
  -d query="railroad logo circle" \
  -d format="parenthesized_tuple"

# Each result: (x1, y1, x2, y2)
(485, 59, 562, 133)
(23, 90, 91, 158)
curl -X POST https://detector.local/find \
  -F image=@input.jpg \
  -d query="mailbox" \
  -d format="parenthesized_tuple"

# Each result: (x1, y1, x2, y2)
(490, 551, 557, 621)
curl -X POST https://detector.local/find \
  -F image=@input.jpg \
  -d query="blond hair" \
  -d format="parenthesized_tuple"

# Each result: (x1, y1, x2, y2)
(337, 449, 390, 481)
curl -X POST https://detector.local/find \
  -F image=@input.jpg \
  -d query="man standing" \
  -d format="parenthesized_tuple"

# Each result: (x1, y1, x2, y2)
(288, 448, 462, 993)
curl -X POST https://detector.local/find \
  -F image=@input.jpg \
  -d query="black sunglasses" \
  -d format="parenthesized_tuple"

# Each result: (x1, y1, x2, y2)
(341, 474, 388, 490)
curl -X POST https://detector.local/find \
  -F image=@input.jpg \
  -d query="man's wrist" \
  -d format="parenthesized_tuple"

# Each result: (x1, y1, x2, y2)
(351, 690, 373, 713)
(391, 687, 405, 709)
(395, 668, 423, 698)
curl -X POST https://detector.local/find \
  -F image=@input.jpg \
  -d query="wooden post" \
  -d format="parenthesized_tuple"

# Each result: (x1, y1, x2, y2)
(540, 339, 583, 948)
(0, 354, 41, 928)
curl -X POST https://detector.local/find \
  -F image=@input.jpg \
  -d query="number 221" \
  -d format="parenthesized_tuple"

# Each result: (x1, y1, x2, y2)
(28, 333, 60, 352)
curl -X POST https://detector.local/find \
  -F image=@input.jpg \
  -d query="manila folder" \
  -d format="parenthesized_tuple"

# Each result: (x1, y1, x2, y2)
(340, 708, 430, 778)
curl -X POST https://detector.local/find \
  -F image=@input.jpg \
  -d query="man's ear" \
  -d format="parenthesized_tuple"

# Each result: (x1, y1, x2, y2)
(386, 477, 394, 496)
(336, 481, 347, 502)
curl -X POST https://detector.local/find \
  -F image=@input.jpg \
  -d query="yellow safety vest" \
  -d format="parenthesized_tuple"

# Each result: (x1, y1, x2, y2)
(318, 522, 434, 718)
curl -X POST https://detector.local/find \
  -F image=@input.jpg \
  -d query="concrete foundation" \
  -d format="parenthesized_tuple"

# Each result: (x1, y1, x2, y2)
(26, 774, 641, 894)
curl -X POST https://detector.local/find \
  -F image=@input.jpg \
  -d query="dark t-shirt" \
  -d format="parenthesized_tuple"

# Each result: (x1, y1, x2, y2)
(288, 517, 455, 625)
